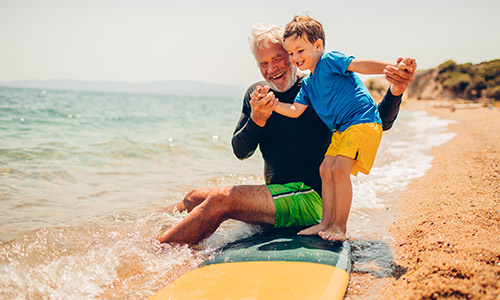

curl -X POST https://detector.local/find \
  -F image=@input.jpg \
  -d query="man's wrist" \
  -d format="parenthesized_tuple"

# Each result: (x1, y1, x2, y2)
(389, 84, 405, 97)
(251, 113, 268, 127)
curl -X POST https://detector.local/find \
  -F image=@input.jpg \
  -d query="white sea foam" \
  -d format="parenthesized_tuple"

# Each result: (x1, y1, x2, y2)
(351, 110, 456, 210)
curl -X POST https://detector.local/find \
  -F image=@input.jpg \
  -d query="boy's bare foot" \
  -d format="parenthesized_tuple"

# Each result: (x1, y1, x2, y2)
(319, 227, 347, 242)
(297, 223, 327, 235)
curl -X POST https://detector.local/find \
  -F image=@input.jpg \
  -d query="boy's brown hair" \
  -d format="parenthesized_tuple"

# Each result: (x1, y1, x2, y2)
(284, 15, 325, 46)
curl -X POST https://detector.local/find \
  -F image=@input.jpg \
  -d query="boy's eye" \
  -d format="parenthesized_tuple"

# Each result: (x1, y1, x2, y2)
(298, 49, 304, 53)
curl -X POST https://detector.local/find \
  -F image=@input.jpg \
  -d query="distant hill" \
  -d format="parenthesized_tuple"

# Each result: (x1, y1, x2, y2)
(0, 79, 246, 99)
(407, 59, 500, 101)
(363, 59, 500, 102)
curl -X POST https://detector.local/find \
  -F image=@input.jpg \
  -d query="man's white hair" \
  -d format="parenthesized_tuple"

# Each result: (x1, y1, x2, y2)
(249, 23, 284, 61)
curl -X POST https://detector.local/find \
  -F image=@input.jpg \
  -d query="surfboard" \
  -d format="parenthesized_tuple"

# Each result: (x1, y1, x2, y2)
(148, 226, 351, 300)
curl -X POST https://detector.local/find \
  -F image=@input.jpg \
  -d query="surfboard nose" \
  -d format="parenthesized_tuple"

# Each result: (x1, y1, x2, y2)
(148, 261, 349, 300)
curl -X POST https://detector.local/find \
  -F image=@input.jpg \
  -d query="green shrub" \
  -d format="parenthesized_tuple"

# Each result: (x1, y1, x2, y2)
(438, 60, 457, 73)
(437, 59, 500, 99)
(442, 73, 472, 92)
(487, 86, 500, 100)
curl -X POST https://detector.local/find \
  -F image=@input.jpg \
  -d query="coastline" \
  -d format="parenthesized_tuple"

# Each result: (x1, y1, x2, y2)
(381, 100, 500, 299)
(348, 100, 500, 299)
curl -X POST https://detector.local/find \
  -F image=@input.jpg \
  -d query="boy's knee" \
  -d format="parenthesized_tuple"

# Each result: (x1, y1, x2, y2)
(331, 163, 350, 181)
(320, 161, 334, 180)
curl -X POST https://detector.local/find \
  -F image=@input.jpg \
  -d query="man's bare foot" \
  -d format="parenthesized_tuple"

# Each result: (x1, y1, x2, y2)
(319, 227, 347, 242)
(297, 223, 327, 235)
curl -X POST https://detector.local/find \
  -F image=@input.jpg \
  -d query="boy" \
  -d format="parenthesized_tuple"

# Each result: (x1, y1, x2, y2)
(274, 15, 415, 241)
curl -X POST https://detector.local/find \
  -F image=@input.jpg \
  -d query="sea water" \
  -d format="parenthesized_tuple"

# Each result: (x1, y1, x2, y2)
(0, 87, 456, 299)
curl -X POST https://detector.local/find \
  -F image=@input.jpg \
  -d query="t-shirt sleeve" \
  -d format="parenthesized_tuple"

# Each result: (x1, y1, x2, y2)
(294, 77, 311, 106)
(324, 51, 354, 76)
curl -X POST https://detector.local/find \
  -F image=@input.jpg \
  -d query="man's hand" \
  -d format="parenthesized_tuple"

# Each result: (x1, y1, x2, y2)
(250, 85, 278, 127)
(384, 57, 417, 96)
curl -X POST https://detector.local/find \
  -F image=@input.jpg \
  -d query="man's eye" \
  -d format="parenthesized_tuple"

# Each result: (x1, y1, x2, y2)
(261, 63, 268, 68)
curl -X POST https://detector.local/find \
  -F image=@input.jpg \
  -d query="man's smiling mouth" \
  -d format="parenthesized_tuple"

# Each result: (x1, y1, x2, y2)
(271, 72, 285, 79)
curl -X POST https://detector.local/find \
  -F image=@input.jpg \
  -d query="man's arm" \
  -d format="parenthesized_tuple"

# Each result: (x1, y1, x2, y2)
(378, 57, 416, 130)
(232, 111, 260, 160)
(231, 85, 277, 160)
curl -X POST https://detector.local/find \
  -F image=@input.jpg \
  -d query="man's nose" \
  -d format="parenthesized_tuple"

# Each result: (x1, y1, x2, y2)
(267, 61, 278, 73)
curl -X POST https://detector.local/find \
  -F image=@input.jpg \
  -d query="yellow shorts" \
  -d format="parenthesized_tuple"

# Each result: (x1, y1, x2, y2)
(325, 123, 383, 176)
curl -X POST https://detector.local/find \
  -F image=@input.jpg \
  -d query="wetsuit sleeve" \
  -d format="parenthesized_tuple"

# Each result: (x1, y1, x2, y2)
(378, 88, 403, 131)
(231, 86, 263, 160)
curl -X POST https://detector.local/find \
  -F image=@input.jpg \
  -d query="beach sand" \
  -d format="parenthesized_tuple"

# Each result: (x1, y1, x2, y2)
(348, 100, 500, 300)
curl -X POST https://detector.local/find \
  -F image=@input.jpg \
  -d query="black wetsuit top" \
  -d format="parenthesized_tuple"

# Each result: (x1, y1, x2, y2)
(231, 76, 402, 196)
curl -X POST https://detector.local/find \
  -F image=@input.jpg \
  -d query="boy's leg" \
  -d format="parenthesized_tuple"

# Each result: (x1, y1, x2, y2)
(160, 185, 276, 244)
(298, 156, 336, 235)
(319, 155, 356, 242)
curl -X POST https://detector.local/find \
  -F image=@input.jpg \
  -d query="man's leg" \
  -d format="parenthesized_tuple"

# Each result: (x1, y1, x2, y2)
(165, 187, 217, 213)
(160, 184, 276, 244)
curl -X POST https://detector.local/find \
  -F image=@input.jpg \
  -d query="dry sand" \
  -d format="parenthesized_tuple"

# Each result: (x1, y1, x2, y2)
(348, 100, 500, 300)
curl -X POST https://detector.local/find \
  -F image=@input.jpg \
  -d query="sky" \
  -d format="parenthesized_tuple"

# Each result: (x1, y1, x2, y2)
(1, 0, 500, 88)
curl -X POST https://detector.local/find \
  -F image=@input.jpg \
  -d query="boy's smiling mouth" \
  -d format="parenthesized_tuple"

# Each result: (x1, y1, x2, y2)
(294, 60, 305, 68)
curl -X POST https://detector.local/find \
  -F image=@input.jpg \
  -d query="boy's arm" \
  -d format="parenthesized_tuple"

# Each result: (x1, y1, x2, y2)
(347, 59, 392, 75)
(274, 101, 308, 118)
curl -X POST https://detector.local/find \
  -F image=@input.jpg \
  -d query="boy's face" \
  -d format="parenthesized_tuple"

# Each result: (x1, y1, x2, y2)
(256, 43, 297, 92)
(283, 34, 323, 73)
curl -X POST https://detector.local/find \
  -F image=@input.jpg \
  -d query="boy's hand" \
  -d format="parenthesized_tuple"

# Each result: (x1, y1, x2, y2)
(396, 57, 417, 73)
(250, 85, 278, 127)
(384, 57, 417, 96)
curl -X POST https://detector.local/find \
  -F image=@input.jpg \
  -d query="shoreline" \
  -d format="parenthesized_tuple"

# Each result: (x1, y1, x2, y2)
(348, 100, 500, 299)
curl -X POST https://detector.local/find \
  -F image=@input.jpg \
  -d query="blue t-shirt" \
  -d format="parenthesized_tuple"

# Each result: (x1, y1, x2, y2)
(295, 51, 382, 132)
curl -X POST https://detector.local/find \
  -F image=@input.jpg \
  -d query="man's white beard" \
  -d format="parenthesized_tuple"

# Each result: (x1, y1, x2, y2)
(267, 67, 297, 92)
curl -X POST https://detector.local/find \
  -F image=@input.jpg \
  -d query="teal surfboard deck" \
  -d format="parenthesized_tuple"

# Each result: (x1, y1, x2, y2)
(149, 226, 351, 300)
(202, 226, 351, 271)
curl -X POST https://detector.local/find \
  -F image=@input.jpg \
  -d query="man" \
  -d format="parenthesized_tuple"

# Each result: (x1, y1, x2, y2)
(160, 24, 415, 244)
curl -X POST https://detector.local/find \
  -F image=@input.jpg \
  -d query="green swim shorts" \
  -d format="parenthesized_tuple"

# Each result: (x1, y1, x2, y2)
(267, 182, 323, 228)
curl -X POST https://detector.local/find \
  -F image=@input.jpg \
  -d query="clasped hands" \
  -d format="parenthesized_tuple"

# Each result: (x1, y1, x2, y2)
(250, 85, 278, 127)
(385, 57, 417, 96)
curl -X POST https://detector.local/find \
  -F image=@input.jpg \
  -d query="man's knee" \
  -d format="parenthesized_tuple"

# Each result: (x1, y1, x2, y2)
(182, 188, 213, 212)
(198, 186, 235, 216)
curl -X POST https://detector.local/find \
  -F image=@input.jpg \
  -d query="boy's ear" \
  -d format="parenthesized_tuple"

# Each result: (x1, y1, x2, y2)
(314, 39, 324, 51)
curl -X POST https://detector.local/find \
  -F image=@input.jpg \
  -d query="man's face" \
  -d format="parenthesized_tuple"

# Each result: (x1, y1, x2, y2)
(256, 43, 297, 92)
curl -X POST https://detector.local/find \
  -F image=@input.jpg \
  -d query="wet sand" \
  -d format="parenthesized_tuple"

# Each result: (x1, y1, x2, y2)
(349, 100, 500, 300)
